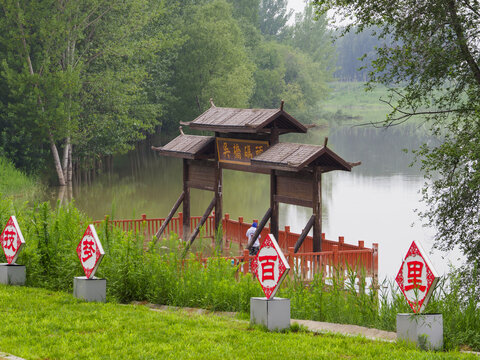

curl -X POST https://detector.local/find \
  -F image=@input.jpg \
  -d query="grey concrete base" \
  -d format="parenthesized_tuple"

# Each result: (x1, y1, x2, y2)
(0, 263, 26, 285)
(73, 276, 106, 302)
(250, 297, 290, 331)
(397, 313, 443, 350)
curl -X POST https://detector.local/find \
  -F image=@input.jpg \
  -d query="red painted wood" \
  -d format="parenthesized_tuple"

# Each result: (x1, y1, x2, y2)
(93, 214, 378, 281)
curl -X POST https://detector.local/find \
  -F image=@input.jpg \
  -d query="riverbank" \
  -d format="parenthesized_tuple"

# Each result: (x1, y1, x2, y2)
(0, 157, 41, 200)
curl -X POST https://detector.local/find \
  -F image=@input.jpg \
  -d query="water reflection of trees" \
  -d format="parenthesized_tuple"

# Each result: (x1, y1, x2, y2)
(329, 125, 436, 177)
(54, 125, 431, 226)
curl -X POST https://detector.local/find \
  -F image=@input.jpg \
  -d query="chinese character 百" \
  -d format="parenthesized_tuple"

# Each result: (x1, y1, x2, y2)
(259, 255, 277, 282)
(82, 239, 96, 262)
(223, 142, 231, 159)
(244, 145, 253, 159)
(2, 230, 16, 251)
(233, 144, 242, 160)
(255, 145, 264, 156)
(405, 261, 426, 292)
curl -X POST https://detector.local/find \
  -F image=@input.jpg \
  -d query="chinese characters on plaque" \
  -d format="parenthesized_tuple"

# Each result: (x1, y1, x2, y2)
(395, 240, 439, 313)
(76, 225, 105, 279)
(1, 216, 25, 264)
(251, 234, 290, 299)
(216, 137, 269, 165)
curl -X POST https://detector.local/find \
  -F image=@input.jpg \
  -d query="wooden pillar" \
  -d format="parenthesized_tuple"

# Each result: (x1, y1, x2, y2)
(270, 170, 279, 241)
(269, 123, 279, 242)
(313, 167, 322, 252)
(214, 133, 223, 246)
(183, 159, 190, 240)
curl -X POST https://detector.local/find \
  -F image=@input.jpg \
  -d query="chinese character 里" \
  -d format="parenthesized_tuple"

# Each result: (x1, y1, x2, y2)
(259, 255, 277, 282)
(405, 261, 426, 292)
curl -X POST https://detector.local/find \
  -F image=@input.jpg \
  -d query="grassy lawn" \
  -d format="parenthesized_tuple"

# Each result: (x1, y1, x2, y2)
(0, 285, 475, 360)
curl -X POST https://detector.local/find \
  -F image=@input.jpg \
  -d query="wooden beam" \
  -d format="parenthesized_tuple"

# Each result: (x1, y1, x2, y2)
(219, 162, 271, 175)
(294, 215, 315, 253)
(185, 181, 215, 191)
(186, 196, 216, 247)
(274, 195, 313, 208)
(247, 207, 272, 249)
(154, 191, 185, 241)
(183, 159, 190, 240)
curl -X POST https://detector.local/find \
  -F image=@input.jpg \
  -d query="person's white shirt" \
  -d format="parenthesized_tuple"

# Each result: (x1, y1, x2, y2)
(246, 225, 259, 247)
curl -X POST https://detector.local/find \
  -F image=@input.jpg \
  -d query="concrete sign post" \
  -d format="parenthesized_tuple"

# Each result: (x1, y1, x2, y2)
(395, 240, 442, 350)
(0, 216, 26, 285)
(250, 234, 291, 330)
(73, 224, 106, 302)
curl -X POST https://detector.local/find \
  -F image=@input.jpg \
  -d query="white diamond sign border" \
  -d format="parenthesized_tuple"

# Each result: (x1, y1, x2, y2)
(76, 224, 105, 279)
(251, 234, 290, 299)
(395, 240, 439, 313)
(1, 215, 25, 264)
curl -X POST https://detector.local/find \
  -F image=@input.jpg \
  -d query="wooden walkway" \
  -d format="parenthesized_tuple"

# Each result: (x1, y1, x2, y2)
(93, 213, 378, 283)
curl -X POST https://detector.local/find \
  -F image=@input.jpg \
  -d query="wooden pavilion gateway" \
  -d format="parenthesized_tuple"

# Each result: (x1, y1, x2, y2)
(152, 101, 359, 253)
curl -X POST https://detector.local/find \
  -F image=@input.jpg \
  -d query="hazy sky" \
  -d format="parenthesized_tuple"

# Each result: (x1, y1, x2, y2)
(288, 0, 306, 14)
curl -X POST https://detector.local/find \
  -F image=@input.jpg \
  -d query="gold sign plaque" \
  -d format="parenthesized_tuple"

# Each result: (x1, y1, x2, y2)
(216, 137, 269, 165)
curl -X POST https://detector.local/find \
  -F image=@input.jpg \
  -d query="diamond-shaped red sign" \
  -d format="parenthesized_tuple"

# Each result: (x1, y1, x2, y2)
(76, 225, 104, 279)
(251, 234, 290, 299)
(395, 240, 439, 313)
(1, 216, 25, 264)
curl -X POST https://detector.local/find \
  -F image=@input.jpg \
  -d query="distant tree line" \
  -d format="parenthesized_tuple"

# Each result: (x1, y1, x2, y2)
(332, 26, 391, 82)
(0, 0, 335, 185)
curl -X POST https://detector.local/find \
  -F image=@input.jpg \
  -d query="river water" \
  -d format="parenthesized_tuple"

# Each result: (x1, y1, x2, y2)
(63, 125, 461, 280)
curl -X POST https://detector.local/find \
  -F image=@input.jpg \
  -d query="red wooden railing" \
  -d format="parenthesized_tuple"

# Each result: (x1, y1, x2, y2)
(93, 213, 379, 283)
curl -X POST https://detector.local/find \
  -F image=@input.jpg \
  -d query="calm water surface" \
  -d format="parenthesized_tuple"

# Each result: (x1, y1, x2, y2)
(60, 126, 461, 280)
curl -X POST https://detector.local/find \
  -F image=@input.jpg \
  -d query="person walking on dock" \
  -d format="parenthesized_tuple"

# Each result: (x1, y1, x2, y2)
(246, 221, 260, 256)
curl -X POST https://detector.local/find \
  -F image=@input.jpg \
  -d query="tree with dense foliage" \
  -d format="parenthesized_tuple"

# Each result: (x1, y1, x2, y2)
(251, 3, 333, 121)
(0, 0, 180, 185)
(170, 0, 255, 124)
(314, 0, 480, 264)
(258, 0, 293, 39)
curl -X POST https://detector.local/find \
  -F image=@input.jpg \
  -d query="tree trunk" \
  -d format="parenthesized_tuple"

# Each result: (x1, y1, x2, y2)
(67, 145, 73, 183)
(62, 137, 70, 181)
(49, 132, 66, 186)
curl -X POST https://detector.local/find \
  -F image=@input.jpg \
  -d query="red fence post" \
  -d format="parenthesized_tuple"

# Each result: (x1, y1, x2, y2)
(358, 240, 364, 249)
(178, 212, 183, 239)
(142, 214, 147, 237)
(333, 244, 339, 271)
(224, 213, 229, 242)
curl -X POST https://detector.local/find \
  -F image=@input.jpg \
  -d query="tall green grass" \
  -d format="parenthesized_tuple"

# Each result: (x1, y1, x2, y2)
(0, 195, 479, 351)
(0, 156, 41, 199)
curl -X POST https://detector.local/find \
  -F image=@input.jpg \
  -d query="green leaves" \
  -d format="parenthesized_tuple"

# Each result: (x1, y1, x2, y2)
(171, 0, 255, 122)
